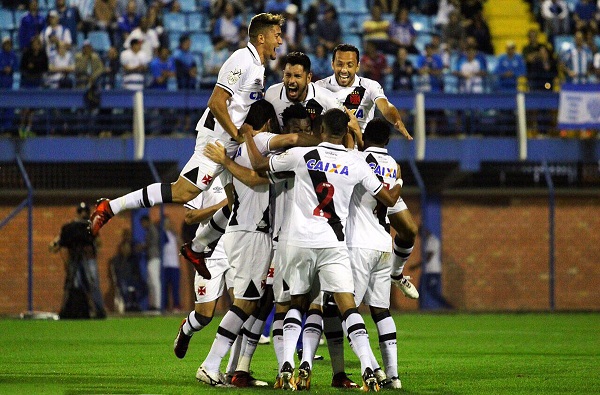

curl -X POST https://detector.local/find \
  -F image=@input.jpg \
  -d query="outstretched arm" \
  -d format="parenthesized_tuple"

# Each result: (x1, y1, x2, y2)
(375, 97, 413, 140)
(204, 142, 269, 187)
(374, 179, 402, 207)
(185, 199, 227, 225)
(243, 128, 271, 172)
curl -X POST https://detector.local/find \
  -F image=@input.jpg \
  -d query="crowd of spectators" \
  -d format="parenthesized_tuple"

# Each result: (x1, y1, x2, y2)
(0, 0, 599, 135)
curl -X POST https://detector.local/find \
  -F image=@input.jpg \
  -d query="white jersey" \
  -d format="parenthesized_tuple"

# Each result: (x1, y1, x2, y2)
(315, 75, 386, 132)
(347, 147, 398, 252)
(269, 142, 383, 248)
(264, 82, 342, 128)
(269, 175, 294, 244)
(185, 178, 227, 260)
(194, 43, 265, 153)
(226, 132, 275, 234)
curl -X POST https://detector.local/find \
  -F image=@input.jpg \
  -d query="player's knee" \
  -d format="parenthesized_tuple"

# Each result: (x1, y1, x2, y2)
(194, 312, 212, 327)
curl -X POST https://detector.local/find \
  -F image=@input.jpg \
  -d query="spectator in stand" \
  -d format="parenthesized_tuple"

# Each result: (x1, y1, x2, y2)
(53, 0, 81, 45)
(138, 215, 161, 312)
(47, 42, 75, 89)
(145, 3, 167, 49)
(363, 4, 390, 46)
(94, 0, 118, 44)
(522, 29, 544, 71)
(573, 0, 598, 33)
(456, 45, 486, 93)
(0, 37, 17, 89)
(211, 2, 243, 52)
(311, 43, 329, 81)
(120, 38, 150, 90)
(559, 30, 593, 84)
(417, 42, 444, 92)
(465, 11, 494, 55)
(304, 0, 333, 40)
(360, 40, 390, 85)
(392, 46, 415, 91)
(117, 0, 147, 20)
(460, 0, 483, 24)
(149, 46, 175, 89)
(161, 216, 182, 313)
(75, 40, 105, 89)
(172, 35, 197, 90)
(117, 0, 142, 47)
(282, 4, 304, 53)
(431, 33, 451, 68)
(102, 46, 120, 89)
(541, 0, 570, 39)
(265, 0, 290, 14)
(584, 29, 599, 54)
(19, 36, 48, 137)
(443, 10, 465, 52)
(374, 0, 399, 15)
(495, 41, 526, 92)
(199, 45, 230, 88)
(18, 0, 45, 51)
(434, 0, 458, 30)
(42, 10, 73, 58)
(124, 16, 160, 59)
(71, 0, 95, 33)
(528, 45, 558, 90)
(388, 7, 419, 55)
(593, 50, 600, 80)
(315, 4, 341, 52)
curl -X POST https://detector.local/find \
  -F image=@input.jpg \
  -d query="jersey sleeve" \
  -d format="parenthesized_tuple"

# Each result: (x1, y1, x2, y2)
(215, 50, 245, 97)
(269, 148, 300, 173)
(358, 160, 384, 195)
(254, 132, 275, 155)
(365, 78, 387, 103)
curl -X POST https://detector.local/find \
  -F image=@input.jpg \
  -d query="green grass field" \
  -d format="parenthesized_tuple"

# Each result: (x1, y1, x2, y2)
(0, 313, 598, 394)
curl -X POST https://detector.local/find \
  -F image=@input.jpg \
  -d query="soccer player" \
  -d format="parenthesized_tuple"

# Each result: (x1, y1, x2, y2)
(88, 13, 284, 246)
(244, 108, 403, 392)
(316, 43, 419, 297)
(347, 118, 406, 389)
(264, 51, 341, 129)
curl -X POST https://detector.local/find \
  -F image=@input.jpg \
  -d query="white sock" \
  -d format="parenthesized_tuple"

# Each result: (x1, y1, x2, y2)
(202, 306, 248, 372)
(226, 335, 242, 376)
(273, 311, 286, 371)
(374, 311, 398, 378)
(300, 309, 323, 369)
(392, 236, 414, 277)
(191, 206, 230, 253)
(183, 311, 211, 336)
(110, 183, 168, 215)
(323, 303, 345, 375)
(282, 308, 303, 370)
(237, 316, 264, 372)
(343, 308, 372, 373)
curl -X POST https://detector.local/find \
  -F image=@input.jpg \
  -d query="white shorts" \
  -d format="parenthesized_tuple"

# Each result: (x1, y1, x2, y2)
(223, 231, 273, 300)
(348, 247, 392, 309)
(285, 245, 355, 296)
(388, 197, 408, 216)
(194, 258, 235, 304)
(273, 240, 290, 303)
(180, 133, 238, 191)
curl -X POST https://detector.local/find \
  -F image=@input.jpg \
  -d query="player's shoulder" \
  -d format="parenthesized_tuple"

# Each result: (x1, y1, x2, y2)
(265, 83, 283, 100)
(314, 76, 333, 88)
(359, 76, 384, 91)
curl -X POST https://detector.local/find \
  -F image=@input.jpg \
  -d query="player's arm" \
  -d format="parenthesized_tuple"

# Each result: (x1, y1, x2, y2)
(268, 133, 320, 151)
(375, 97, 413, 140)
(204, 141, 269, 186)
(185, 199, 227, 225)
(207, 85, 244, 143)
(242, 128, 271, 172)
(344, 107, 363, 150)
(374, 181, 402, 207)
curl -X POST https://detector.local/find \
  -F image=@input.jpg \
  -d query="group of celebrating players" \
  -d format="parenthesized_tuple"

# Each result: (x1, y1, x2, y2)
(88, 12, 420, 392)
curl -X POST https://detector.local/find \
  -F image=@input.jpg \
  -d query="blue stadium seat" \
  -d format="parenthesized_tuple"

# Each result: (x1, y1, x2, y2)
(179, 0, 196, 13)
(553, 34, 574, 52)
(410, 13, 431, 33)
(168, 32, 181, 51)
(414, 33, 432, 53)
(339, 13, 359, 34)
(87, 31, 111, 53)
(45, 0, 56, 10)
(187, 12, 204, 32)
(340, 0, 367, 14)
(0, 9, 15, 31)
(163, 13, 187, 33)
(341, 33, 363, 53)
(189, 32, 212, 54)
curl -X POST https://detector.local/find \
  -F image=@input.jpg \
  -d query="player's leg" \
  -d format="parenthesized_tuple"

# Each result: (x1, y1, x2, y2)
(389, 205, 419, 299)
(370, 307, 401, 389)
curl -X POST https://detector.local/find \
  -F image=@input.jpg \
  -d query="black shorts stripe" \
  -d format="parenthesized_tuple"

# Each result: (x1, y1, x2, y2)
(378, 332, 397, 343)
(347, 323, 366, 335)
(203, 110, 216, 130)
(141, 187, 150, 208)
(228, 189, 240, 226)
(303, 149, 344, 242)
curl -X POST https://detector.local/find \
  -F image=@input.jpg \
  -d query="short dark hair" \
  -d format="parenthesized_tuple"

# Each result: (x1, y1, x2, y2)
(282, 103, 310, 127)
(332, 43, 360, 62)
(248, 13, 284, 39)
(245, 99, 281, 134)
(179, 34, 190, 45)
(321, 108, 349, 138)
(363, 118, 391, 145)
(284, 51, 311, 72)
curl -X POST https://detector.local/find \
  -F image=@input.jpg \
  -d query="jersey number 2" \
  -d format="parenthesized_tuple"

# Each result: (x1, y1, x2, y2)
(313, 182, 335, 219)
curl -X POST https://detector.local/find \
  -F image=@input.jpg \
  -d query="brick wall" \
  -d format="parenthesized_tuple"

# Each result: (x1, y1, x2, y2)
(0, 194, 598, 315)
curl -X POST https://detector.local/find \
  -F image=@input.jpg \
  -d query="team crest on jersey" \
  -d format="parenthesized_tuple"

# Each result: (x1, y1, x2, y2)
(307, 159, 349, 175)
(369, 162, 397, 178)
(227, 68, 242, 85)
(348, 93, 361, 105)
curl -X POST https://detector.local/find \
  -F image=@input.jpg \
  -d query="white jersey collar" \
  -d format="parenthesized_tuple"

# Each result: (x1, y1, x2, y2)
(279, 82, 317, 103)
(247, 42, 261, 65)
(318, 141, 348, 151)
(364, 146, 388, 154)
